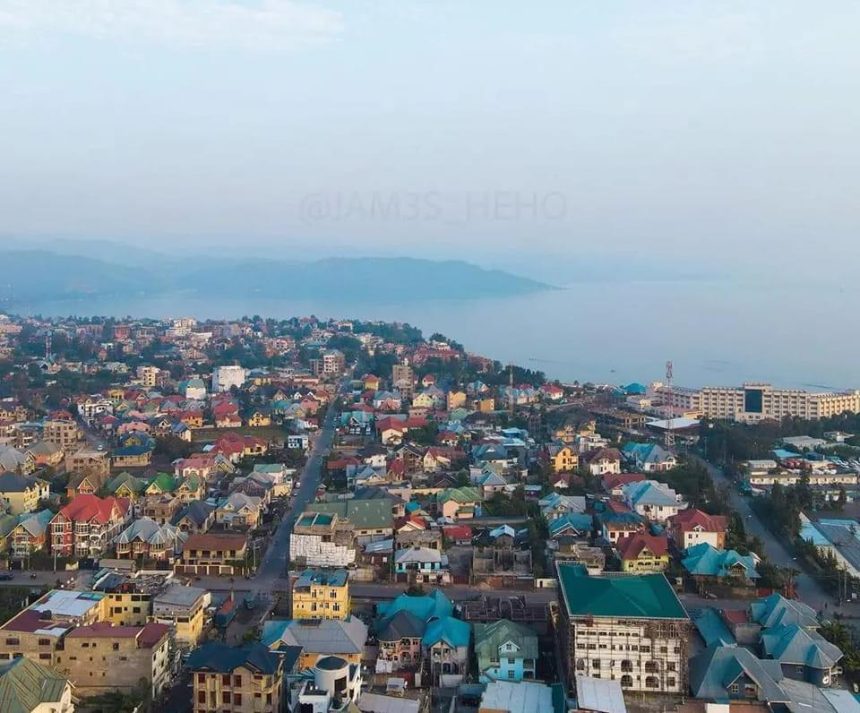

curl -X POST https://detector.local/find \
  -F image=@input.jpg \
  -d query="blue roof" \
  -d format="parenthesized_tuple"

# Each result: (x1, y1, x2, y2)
(549, 513, 593, 538)
(187, 642, 280, 675)
(377, 590, 453, 623)
(691, 608, 736, 647)
(422, 616, 471, 648)
(682, 543, 759, 579)
(773, 448, 801, 460)
(625, 383, 647, 395)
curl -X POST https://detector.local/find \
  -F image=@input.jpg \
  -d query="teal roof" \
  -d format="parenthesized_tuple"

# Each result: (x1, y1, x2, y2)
(549, 513, 593, 538)
(422, 616, 471, 648)
(377, 590, 453, 623)
(682, 543, 759, 579)
(557, 563, 688, 620)
(0, 657, 69, 713)
(306, 498, 393, 530)
(691, 608, 736, 647)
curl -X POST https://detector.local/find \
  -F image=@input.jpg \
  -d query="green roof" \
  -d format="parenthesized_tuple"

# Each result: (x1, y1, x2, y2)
(306, 498, 393, 530)
(438, 486, 481, 504)
(474, 619, 538, 672)
(0, 657, 70, 713)
(557, 563, 688, 620)
(147, 472, 179, 493)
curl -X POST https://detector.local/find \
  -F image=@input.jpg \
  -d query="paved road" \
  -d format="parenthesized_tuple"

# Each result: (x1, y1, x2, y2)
(253, 379, 347, 595)
(694, 455, 860, 615)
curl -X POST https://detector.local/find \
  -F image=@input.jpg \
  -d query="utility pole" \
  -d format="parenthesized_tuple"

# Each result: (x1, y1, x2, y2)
(664, 361, 675, 449)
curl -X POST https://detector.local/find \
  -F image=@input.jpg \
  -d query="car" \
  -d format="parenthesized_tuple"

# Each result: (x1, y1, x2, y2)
(0, 573, 14, 581)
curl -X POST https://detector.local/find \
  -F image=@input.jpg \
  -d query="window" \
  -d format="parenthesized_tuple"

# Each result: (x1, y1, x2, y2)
(507, 670, 515, 679)
(233, 675, 242, 687)
(221, 692, 230, 704)
(233, 694, 242, 705)
(221, 675, 230, 686)
(112, 643, 119, 651)
(197, 674, 205, 684)
(592, 660, 600, 669)
(198, 691, 206, 703)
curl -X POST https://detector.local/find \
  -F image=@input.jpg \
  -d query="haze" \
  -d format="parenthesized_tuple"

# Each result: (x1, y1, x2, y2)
(1, 1, 859, 283)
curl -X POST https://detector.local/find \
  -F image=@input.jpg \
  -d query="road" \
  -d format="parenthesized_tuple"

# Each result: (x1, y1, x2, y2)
(252, 379, 347, 595)
(694, 455, 856, 615)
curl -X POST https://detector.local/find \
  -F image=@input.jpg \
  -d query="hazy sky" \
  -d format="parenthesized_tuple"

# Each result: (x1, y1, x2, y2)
(1, 1, 859, 280)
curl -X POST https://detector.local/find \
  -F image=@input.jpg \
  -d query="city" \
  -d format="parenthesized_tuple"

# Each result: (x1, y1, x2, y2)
(0, 314, 857, 712)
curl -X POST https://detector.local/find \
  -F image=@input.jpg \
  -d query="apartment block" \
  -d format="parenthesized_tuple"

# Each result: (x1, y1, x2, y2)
(291, 569, 350, 621)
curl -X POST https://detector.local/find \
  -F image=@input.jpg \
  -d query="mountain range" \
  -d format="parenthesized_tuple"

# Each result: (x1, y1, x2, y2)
(0, 241, 552, 304)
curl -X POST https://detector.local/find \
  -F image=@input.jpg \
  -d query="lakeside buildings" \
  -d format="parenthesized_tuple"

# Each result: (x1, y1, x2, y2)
(658, 383, 860, 422)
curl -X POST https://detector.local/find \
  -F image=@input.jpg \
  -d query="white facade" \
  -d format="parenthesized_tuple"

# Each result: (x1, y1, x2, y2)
(212, 366, 247, 393)
(289, 533, 356, 567)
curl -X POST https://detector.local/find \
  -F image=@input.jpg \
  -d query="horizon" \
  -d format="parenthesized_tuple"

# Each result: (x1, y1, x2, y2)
(2, 2, 860, 283)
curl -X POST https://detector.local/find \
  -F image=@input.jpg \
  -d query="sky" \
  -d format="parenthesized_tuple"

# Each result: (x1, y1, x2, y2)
(1, 1, 859, 282)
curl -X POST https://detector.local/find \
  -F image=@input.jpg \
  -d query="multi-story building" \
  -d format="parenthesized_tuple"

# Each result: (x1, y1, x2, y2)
(291, 569, 350, 621)
(0, 472, 49, 514)
(0, 589, 109, 665)
(50, 494, 131, 558)
(152, 582, 209, 649)
(658, 383, 860, 423)
(212, 366, 247, 393)
(65, 448, 110, 478)
(322, 349, 345, 377)
(174, 533, 248, 576)
(556, 563, 691, 695)
(289, 512, 356, 568)
(42, 419, 81, 451)
(136, 365, 160, 388)
(473, 618, 538, 683)
(57, 622, 171, 699)
(667, 509, 728, 550)
(188, 642, 283, 713)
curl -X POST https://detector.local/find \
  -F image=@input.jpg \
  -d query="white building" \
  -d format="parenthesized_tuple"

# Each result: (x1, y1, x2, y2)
(212, 365, 247, 393)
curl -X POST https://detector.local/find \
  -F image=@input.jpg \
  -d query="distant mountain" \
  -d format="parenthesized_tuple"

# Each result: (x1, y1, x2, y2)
(0, 248, 552, 304)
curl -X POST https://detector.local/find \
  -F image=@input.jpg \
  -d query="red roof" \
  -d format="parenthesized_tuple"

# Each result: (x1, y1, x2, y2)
(443, 525, 472, 540)
(602, 473, 647, 491)
(616, 532, 669, 560)
(57, 494, 129, 524)
(669, 508, 728, 533)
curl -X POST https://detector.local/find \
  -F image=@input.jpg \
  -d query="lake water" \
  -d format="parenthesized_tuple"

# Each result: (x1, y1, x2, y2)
(18, 278, 860, 390)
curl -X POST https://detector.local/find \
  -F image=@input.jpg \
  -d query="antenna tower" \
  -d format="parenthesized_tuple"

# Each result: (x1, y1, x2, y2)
(665, 360, 675, 448)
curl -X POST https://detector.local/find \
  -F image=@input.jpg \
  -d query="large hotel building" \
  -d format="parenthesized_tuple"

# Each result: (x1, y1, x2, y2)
(658, 383, 860, 423)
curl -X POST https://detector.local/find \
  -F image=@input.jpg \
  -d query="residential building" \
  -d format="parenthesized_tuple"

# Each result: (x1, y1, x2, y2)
(175, 533, 248, 576)
(0, 589, 109, 666)
(682, 544, 759, 590)
(152, 583, 209, 649)
(0, 657, 75, 713)
(57, 622, 170, 699)
(50, 494, 131, 558)
(65, 448, 110, 478)
(262, 616, 367, 670)
(322, 349, 346, 376)
(620, 480, 686, 523)
(304, 499, 394, 544)
(615, 533, 670, 573)
(473, 619, 538, 683)
(585, 448, 622, 476)
(114, 517, 186, 561)
(291, 569, 350, 621)
(0, 473, 49, 515)
(668, 509, 728, 550)
(438, 486, 482, 521)
(188, 642, 283, 713)
(556, 563, 691, 694)
(478, 680, 556, 713)
(42, 419, 80, 451)
(374, 591, 454, 675)
(10, 509, 53, 559)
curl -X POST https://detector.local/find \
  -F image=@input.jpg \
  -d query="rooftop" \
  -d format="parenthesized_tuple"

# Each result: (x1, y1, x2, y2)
(556, 563, 688, 620)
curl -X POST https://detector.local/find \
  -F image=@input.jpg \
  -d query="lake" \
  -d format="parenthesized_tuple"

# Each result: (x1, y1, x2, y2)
(17, 278, 860, 390)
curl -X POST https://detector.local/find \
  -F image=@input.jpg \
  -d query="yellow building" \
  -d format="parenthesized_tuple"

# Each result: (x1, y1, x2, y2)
(152, 582, 209, 649)
(188, 642, 283, 713)
(548, 445, 579, 473)
(616, 533, 670, 573)
(291, 569, 350, 620)
(104, 592, 152, 626)
(0, 473, 49, 514)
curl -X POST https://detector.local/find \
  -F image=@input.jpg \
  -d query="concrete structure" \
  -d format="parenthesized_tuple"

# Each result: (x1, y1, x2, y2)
(659, 383, 860, 423)
(152, 583, 209, 648)
(291, 569, 350, 621)
(212, 365, 247, 393)
(42, 419, 80, 451)
(58, 622, 170, 699)
(556, 563, 691, 695)
(289, 512, 356, 568)
(188, 642, 283, 713)
(175, 533, 248, 576)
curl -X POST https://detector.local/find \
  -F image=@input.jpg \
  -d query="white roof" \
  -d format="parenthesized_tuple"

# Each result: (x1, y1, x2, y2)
(646, 417, 700, 430)
(575, 676, 626, 713)
(357, 693, 420, 713)
(479, 680, 553, 713)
